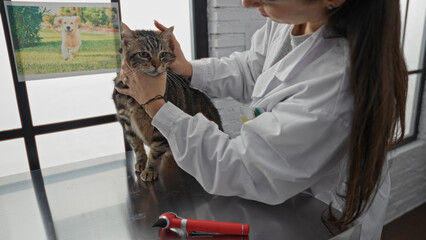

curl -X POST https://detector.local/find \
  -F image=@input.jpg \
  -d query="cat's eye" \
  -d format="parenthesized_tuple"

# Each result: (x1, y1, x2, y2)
(138, 52, 150, 58)
(159, 52, 168, 58)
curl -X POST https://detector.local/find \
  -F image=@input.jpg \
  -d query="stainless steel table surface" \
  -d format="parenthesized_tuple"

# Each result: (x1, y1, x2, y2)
(0, 152, 334, 240)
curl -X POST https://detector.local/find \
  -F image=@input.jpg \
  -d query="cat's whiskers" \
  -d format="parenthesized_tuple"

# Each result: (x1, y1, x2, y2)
(125, 61, 135, 74)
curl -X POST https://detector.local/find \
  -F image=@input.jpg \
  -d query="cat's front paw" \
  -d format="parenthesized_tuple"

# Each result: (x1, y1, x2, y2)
(134, 161, 145, 173)
(140, 169, 159, 182)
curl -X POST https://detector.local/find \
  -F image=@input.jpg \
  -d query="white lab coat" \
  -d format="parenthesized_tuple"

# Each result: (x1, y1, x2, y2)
(152, 19, 390, 240)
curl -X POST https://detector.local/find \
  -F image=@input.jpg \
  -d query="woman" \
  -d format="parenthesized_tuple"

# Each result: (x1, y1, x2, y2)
(116, 0, 407, 239)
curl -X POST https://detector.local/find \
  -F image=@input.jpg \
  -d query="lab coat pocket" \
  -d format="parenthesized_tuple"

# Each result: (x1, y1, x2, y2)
(240, 106, 261, 124)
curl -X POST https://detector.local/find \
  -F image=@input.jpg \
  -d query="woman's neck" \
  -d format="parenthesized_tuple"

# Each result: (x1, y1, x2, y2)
(293, 20, 325, 36)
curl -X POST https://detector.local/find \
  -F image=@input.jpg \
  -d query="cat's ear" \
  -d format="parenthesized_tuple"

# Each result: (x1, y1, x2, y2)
(121, 22, 136, 39)
(159, 26, 174, 41)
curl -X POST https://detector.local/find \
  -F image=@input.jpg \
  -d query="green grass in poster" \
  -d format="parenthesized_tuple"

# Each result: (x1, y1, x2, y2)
(15, 29, 121, 75)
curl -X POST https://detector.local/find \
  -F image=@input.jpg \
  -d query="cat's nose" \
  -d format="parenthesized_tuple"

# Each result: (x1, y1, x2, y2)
(152, 61, 160, 69)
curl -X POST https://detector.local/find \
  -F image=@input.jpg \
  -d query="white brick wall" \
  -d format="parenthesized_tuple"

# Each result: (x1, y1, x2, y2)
(207, 2, 265, 58)
(206, 1, 426, 224)
(207, 1, 265, 137)
(385, 83, 426, 223)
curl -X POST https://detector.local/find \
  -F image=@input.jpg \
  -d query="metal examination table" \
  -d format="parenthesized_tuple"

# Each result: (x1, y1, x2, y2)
(0, 152, 360, 240)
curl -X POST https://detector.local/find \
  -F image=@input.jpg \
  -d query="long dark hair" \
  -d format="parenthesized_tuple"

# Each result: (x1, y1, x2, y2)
(322, 0, 408, 234)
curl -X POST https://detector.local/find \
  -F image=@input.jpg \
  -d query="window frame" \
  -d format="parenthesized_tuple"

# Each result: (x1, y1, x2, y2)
(400, 70, 425, 146)
(398, 0, 426, 145)
(0, 0, 209, 171)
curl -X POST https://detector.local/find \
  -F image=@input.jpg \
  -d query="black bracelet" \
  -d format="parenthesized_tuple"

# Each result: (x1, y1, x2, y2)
(139, 95, 166, 109)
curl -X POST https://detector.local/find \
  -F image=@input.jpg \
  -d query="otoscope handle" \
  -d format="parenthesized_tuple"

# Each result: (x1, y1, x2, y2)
(186, 218, 249, 236)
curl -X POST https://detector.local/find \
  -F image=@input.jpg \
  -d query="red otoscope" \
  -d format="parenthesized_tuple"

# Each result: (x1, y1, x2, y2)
(152, 212, 250, 236)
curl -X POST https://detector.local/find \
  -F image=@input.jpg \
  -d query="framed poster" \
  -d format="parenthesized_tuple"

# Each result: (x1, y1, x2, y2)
(3, 1, 121, 81)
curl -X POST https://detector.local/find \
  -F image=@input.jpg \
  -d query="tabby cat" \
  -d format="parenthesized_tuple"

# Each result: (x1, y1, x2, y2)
(113, 23, 223, 181)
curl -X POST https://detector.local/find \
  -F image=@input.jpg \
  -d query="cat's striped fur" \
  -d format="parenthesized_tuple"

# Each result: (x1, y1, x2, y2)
(113, 23, 222, 181)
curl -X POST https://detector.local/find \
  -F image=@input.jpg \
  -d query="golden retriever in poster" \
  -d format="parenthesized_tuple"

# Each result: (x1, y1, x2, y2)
(53, 16, 81, 60)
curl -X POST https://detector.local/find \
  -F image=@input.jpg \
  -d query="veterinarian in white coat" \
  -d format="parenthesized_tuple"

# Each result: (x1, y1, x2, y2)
(117, 0, 407, 239)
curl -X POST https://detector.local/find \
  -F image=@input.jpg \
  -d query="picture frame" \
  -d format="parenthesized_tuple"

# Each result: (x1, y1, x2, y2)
(2, 1, 121, 81)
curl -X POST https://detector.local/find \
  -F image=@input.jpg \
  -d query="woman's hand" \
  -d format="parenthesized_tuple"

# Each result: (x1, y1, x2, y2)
(115, 61, 167, 118)
(154, 20, 193, 78)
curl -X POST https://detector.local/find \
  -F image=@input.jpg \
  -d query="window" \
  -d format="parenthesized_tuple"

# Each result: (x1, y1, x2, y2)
(401, 0, 426, 140)
(0, 0, 200, 177)
(0, 138, 28, 177)
(0, 18, 20, 132)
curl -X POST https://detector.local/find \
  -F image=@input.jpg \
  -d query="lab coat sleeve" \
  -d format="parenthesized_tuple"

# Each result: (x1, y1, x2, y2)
(152, 100, 351, 205)
(189, 20, 271, 103)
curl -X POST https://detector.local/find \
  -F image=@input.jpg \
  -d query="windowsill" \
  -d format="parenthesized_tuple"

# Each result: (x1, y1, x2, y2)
(388, 137, 426, 161)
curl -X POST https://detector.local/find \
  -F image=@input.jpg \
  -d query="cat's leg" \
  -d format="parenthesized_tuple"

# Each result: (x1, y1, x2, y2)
(141, 130, 169, 181)
(119, 116, 148, 173)
(126, 132, 148, 174)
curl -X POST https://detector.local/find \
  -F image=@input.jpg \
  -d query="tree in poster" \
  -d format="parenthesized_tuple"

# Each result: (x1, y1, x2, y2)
(7, 6, 49, 49)
(84, 8, 110, 27)
(57, 7, 117, 28)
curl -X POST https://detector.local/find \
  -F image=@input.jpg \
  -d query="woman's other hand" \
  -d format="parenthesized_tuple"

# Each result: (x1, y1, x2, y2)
(116, 61, 167, 118)
(154, 20, 193, 78)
